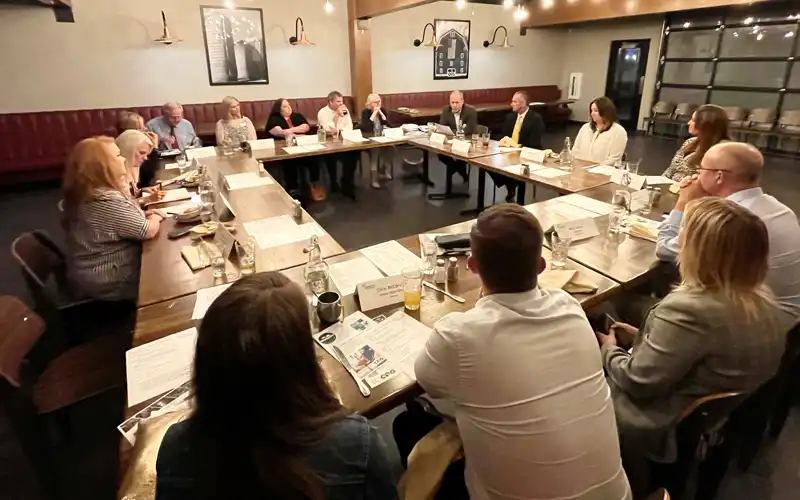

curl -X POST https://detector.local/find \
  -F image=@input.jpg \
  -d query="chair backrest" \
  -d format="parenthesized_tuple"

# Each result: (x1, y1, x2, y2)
(674, 102, 698, 119)
(644, 488, 670, 500)
(474, 124, 489, 135)
(10, 231, 69, 309)
(0, 296, 45, 387)
(722, 106, 748, 122)
(747, 108, 777, 125)
(778, 110, 800, 128)
(653, 101, 676, 116)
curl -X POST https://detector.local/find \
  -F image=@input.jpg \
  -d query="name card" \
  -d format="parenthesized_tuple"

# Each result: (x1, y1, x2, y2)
(451, 139, 472, 155)
(610, 169, 646, 190)
(629, 189, 652, 214)
(341, 129, 365, 142)
(520, 147, 546, 163)
(295, 135, 320, 146)
(248, 138, 275, 150)
(356, 275, 405, 311)
(215, 193, 236, 222)
(212, 223, 236, 259)
(384, 127, 404, 139)
(186, 146, 217, 160)
(430, 132, 446, 145)
(554, 217, 600, 242)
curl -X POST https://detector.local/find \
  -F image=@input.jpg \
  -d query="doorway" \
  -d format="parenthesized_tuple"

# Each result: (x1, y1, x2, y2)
(605, 39, 650, 132)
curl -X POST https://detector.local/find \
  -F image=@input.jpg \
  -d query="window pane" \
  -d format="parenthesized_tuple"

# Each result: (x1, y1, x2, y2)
(659, 87, 707, 105)
(720, 25, 796, 58)
(710, 90, 779, 109)
(662, 62, 713, 85)
(669, 13, 724, 29)
(726, 10, 800, 25)
(714, 61, 786, 88)
(666, 30, 719, 58)
(783, 93, 800, 111)
(790, 63, 800, 89)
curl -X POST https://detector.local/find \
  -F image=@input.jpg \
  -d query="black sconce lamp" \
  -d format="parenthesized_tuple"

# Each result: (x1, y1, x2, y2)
(413, 22, 441, 47)
(483, 26, 511, 48)
(289, 17, 313, 45)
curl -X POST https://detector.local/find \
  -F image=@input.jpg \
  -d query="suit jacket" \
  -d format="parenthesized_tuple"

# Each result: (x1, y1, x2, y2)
(501, 108, 544, 149)
(439, 104, 478, 136)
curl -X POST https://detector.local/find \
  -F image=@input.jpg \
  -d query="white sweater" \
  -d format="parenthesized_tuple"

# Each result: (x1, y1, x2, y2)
(571, 122, 628, 165)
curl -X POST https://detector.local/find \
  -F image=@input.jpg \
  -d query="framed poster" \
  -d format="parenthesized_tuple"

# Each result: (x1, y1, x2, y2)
(434, 19, 470, 80)
(200, 5, 269, 86)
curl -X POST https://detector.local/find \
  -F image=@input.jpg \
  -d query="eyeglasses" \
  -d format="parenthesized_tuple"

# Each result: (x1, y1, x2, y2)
(697, 167, 734, 174)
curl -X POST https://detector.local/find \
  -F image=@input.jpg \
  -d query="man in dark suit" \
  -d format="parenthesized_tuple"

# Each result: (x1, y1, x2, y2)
(492, 91, 546, 202)
(438, 90, 478, 184)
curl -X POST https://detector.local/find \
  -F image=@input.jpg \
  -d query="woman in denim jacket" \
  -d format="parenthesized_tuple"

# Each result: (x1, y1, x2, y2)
(155, 272, 398, 500)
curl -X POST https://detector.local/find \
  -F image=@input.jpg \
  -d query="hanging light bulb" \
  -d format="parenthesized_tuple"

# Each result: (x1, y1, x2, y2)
(503, 0, 514, 8)
(456, 0, 466, 9)
(324, 0, 334, 14)
(513, 5, 529, 21)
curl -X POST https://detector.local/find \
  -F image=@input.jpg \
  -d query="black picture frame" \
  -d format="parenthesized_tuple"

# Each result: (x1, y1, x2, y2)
(200, 5, 269, 86)
(433, 19, 470, 81)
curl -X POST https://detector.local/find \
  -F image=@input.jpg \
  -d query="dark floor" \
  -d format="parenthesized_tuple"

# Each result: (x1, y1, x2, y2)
(1, 125, 798, 498)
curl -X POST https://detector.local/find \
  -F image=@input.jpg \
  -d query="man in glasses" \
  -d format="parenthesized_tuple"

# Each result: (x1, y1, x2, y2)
(657, 142, 800, 319)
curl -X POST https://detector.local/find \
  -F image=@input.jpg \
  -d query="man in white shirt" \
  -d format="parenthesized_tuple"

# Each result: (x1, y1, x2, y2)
(412, 204, 631, 500)
(435, 90, 478, 191)
(657, 142, 800, 319)
(317, 90, 358, 199)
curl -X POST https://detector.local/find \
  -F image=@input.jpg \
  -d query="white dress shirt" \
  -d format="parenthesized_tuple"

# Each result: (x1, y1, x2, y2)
(415, 288, 631, 500)
(657, 187, 800, 319)
(317, 105, 353, 135)
(571, 122, 628, 164)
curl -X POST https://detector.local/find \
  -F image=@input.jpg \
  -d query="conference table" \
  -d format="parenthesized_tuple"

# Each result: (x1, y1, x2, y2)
(392, 99, 575, 120)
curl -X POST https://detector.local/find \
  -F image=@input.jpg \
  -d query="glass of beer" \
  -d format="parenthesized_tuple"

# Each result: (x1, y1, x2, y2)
(402, 267, 423, 311)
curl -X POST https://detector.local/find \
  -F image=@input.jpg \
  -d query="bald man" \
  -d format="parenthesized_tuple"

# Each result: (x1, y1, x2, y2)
(657, 142, 800, 318)
(437, 91, 478, 186)
(146, 101, 201, 151)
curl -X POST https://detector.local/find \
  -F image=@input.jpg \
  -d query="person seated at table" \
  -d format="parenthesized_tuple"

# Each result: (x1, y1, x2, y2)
(115, 129, 165, 202)
(598, 196, 791, 496)
(215, 96, 257, 148)
(146, 101, 201, 151)
(116, 110, 160, 188)
(657, 142, 800, 319)
(360, 93, 394, 189)
(155, 272, 398, 500)
(493, 91, 545, 202)
(398, 204, 631, 500)
(62, 137, 165, 302)
(437, 90, 477, 184)
(266, 98, 325, 201)
(662, 104, 729, 181)
(571, 96, 628, 164)
(318, 90, 358, 200)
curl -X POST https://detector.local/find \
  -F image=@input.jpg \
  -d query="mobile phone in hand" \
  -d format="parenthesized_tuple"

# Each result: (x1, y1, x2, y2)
(604, 314, 617, 334)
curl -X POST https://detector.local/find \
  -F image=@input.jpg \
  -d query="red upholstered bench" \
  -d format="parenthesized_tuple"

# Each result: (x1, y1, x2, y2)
(0, 96, 354, 185)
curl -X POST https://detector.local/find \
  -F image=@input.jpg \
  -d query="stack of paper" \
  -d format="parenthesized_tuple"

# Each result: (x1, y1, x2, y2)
(186, 147, 217, 160)
(370, 136, 396, 143)
(645, 175, 674, 185)
(328, 257, 385, 296)
(284, 145, 308, 154)
(192, 283, 233, 319)
(125, 327, 198, 406)
(303, 144, 326, 152)
(243, 215, 325, 249)
(586, 164, 619, 176)
(549, 202, 599, 222)
(530, 167, 570, 179)
(559, 195, 615, 215)
(361, 240, 422, 276)
(225, 172, 275, 190)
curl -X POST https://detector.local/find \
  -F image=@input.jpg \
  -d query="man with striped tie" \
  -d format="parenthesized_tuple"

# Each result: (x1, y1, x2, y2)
(492, 91, 545, 202)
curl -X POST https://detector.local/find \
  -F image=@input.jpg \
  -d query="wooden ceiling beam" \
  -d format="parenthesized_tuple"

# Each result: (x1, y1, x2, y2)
(354, 0, 436, 19)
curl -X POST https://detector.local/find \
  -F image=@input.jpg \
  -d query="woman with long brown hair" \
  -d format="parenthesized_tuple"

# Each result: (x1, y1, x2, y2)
(63, 137, 163, 302)
(571, 96, 628, 164)
(155, 272, 398, 500)
(663, 104, 730, 181)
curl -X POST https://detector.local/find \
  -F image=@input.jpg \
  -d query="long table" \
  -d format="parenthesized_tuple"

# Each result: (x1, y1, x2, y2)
(392, 99, 575, 120)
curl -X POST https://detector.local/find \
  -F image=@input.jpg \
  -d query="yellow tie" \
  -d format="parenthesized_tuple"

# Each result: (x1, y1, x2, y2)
(511, 114, 523, 145)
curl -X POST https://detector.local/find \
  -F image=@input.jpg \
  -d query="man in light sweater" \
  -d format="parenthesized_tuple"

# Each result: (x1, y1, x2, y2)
(411, 204, 631, 500)
(317, 90, 358, 199)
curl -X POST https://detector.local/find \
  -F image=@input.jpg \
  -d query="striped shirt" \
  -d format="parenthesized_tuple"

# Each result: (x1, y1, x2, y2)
(65, 189, 149, 302)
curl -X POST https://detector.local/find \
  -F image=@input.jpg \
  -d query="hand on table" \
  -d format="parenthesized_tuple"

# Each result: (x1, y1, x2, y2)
(675, 174, 709, 211)
(146, 209, 168, 220)
(142, 186, 165, 200)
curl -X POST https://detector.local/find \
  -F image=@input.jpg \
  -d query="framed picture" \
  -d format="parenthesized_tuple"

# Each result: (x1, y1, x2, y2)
(200, 5, 269, 86)
(433, 19, 470, 80)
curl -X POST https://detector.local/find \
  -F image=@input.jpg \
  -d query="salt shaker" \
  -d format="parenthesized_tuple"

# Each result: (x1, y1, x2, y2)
(292, 199, 303, 220)
(434, 259, 446, 285)
(446, 257, 459, 283)
(521, 164, 531, 176)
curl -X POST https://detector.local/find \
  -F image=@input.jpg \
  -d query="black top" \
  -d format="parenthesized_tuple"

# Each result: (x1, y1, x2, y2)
(360, 108, 391, 132)
(439, 104, 478, 136)
(501, 108, 545, 149)
(138, 150, 159, 189)
(265, 112, 309, 138)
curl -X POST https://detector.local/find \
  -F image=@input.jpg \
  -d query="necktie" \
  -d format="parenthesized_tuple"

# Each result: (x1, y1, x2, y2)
(511, 114, 523, 145)
(169, 125, 177, 147)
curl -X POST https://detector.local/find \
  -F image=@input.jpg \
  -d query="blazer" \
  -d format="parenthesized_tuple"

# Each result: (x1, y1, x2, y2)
(360, 107, 391, 132)
(501, 108, 544, 149)
(602, 288, 792, 461)
(439, 104, 478, 136)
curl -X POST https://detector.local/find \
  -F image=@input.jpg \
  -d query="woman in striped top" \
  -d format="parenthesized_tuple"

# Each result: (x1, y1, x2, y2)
(62, 137, 165, 302)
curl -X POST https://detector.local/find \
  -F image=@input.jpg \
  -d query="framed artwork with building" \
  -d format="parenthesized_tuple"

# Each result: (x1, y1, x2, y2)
(433, 19, 470, 80)
(200, 5, 269, 86)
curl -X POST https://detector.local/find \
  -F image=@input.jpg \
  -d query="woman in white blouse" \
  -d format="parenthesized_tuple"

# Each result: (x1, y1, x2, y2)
(571, 97, 628, 165)
(215, 96, 257, 148)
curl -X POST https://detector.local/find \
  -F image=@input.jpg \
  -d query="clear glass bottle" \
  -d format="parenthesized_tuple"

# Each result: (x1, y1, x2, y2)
(197, 165, 216, 222)
(303, 235, 330, 295)
(560, 137, 572, 169)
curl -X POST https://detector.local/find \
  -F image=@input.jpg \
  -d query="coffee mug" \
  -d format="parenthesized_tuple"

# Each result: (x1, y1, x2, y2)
(316, 291, 342, 324)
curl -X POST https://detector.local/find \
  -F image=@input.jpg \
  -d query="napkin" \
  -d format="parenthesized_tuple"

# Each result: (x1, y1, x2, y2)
(181, 246, 209, 271)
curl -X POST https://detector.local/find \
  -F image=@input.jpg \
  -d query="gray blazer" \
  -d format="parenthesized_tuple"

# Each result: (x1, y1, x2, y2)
(602, 287, 792, 461)
(439, 104, 478, 136)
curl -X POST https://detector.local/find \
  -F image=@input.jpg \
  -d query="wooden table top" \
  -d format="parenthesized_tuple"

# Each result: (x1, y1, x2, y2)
(408, 137, 504, 160)
(393, 100, 575, 118)
(469, 153, 611, 195)
(253, 135, 413, 164)
(132, 220, 619, 419)
(138, 155, 344, 307)
(194, 119, 319, 137)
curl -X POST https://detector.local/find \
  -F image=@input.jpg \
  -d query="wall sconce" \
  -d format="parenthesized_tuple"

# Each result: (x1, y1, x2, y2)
(413, 22, 441, 47)
(289, 17, 314, 45)
(153, 10, 182, 45)
(483, 26, 511, 48)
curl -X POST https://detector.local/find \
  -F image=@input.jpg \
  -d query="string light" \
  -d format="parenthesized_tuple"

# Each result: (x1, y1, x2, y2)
(324, 0, 334, 14)
(503, 0, 514, 9)
(513, 5, 529, 21)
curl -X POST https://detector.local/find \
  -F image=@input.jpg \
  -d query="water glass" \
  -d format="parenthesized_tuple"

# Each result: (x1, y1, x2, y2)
(421, 241, 437, 277)
(481, 132, 490, 149)
(285, 131, 295, 146)
(176, 152, 189, 173)
(625, 159, 641, 176)
(236, 237, 257, 275)
(317, 127, 326, 144)
(609, 206, 627, 234)
(612, 189, 631, 212)
(402, 267, 423, 311)
(427, 122, 436, 139)
(203, 240, 226, 278)
(550, 234, 572, 269)
(471, 134, 480, 148)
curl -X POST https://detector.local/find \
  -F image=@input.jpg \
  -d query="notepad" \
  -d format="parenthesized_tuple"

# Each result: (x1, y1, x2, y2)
(125, 327, 198, 406)
(302, 144, 326, 152)
(586, 164, 619, 176)
(243, 215, 325, 249)
(283, 146, 308, 154)
(530, 167, 570, 179)
(143, 188, 192, 207)
(224, 172, 274, 190)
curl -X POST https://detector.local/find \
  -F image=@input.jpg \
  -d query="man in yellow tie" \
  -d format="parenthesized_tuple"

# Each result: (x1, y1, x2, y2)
(493, 91, 545, 202)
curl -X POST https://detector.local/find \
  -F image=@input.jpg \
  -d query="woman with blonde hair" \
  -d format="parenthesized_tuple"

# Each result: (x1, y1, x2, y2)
(663, 104, 730, 181)
(115, 129, 163, 200)
(215, 96, 257, 147)
(116, 111, 160, 187)
(360, 93, 393, 188)
(596, 197, 790, 495)
(63, 136, 165, 302)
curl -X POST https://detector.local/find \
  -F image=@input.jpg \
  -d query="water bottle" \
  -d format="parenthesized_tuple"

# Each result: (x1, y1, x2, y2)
(317, 127, 326, 144)
(373, 119, 382, 136)
(560, 137, 572, 169)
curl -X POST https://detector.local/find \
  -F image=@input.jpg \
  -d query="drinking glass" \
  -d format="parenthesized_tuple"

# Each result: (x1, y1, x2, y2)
(402, 267, 423, 311)
(317, 128, 326, 144)
(481, 132, 490, 149)
(236, 237, 257, 275)
(471, 134, 479, 148)
(421, 241, 437, 277)
(625, 159, 641, 176)
(285, 131, 295, 146)
(609, 206, 627, 234)
(176, 151, 189, 174)
(612, 189, 631, 212)
(550, 234, 572, 269)
(203, 240, 226, 278)
(427, 122, 436, 139)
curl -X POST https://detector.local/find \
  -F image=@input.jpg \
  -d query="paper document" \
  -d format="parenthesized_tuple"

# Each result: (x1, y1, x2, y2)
(283, 146, 308, 154)
(118, 381, 192, 446)
(163, 202, 201, 216)
(361, 240, 422, 277)
(186, 147, 217, 159)
(192, 283, 233, 319)
(549, 201, 600, 222)
(145, 188, 191, 206)
(328, 257, 385, 296)
(559, 194, 615, 215)
(302, 144, 326, 152)
(624, 216, 661, 242)
(586, 164, 619, 176)
(645, 175, 674, 185)
(248, 138, 275, 150)
(369, 136, 396, 143)
(125, 327, 198, 406)
(164, 162, 181, 170)
(225, 172, 275, 190)
(244, 215, 325, 249)
(531, 167, 570, 179)
(434, 124, 454, 135)
(498, 147, 522, 153)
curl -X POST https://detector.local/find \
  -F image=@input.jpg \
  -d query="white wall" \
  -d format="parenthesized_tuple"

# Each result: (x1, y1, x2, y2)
(559, 19, 664, 130)
(0, 0, 351, 113)
(370, 2, 565, 94)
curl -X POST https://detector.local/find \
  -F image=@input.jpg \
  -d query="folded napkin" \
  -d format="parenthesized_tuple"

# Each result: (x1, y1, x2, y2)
(669, 182, 680, 195)
(181, 245, 210, 271)
(625, 217, 659, 242)
(540, 269, 599, 294)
